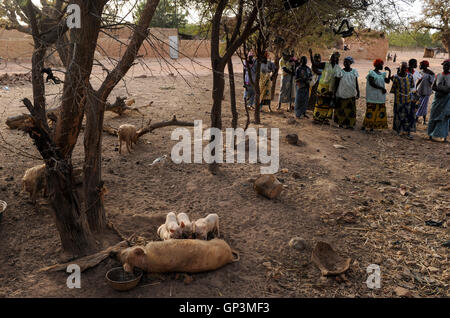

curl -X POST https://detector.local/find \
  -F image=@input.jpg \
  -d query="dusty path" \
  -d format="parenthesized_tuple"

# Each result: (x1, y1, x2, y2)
(0, 51, 448, 297)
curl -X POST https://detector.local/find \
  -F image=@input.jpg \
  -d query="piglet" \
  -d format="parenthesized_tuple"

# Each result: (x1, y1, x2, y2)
(157, 224, 172, 241)
(177, 212, 193, 238)
(165, 212, 182, 239)
(193, 213, 220, 240)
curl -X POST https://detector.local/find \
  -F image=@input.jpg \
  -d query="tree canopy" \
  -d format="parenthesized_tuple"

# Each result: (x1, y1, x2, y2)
(134, 0, 188, 28)
(413, 0, 449, 55)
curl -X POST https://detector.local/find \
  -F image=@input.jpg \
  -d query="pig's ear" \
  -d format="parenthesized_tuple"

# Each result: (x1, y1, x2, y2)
(133, 247, 145, 256)
(169, 229, 175, 233)
(180, 222, 185, 228)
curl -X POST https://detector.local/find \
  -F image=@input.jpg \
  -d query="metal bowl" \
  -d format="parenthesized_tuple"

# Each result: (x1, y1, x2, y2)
(0, 200, 6, 222)
(105, 267, 143, 291)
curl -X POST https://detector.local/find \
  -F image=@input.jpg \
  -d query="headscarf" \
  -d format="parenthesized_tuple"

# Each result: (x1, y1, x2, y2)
(373, 59, 383, 67)
(420, 60, 429, 67)
(344, 56, 354, 64)
(330, 51, 340, 59)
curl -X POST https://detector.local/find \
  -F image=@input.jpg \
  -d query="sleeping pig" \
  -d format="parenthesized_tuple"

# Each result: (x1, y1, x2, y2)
(119, 238, 239, 273)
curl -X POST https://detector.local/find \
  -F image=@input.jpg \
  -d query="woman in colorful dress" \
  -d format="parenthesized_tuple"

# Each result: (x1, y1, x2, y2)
(308, 52, 323, 110)
(333, 56, 359, 129)
(415, 60, 435, 125)
(362, 59, 391, 131)
(277, 51, 296, 111)
(294, 56, 313, 118)
(390, 62, 416, 139)
(309, 49, 341, 124)
(427, 59, 450, 142)
(259, 51, 276, 111)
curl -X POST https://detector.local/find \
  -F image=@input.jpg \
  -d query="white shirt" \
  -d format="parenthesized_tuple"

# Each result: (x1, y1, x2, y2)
(336, 68, 359, 99)
(410, 70, 423, 92)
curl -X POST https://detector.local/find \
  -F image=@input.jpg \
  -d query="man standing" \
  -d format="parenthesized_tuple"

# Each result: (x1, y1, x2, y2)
(277, 50, 296, 111)
(407, 58, 423, 113)
(243, 51, 256, 109)
(294, 56, 312, 118)
(415, 60, 434, 124)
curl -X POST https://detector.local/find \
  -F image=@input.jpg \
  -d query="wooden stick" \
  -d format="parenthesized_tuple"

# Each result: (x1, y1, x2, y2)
(38, 240, 129, 273)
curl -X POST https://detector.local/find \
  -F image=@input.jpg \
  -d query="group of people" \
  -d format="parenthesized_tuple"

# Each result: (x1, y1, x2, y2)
(243, 50, 450, 142)
(387, 52, 397, 63)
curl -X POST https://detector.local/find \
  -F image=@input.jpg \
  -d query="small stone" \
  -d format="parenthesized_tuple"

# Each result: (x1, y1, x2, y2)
(280, 168, 289, 173)
(292, 172, 301, 179)
(289, 237, 307, 251)
(287, 118, 296, 125)
(285, 134, 298, 145)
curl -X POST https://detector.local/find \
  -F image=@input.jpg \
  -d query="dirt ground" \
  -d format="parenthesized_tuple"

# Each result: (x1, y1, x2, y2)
(0, 50, 448, 298)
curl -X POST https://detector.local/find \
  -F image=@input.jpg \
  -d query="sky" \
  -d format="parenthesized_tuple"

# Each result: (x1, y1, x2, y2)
(29, 0, 426, 26)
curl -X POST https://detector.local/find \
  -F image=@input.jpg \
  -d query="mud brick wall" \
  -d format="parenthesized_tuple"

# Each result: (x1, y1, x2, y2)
(0, 28, 211, 60)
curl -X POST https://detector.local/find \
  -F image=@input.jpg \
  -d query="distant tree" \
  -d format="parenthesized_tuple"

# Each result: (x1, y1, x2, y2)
(388, 30, 440, 48)
(413, 0, 449, 57)
(135, 0, 188, 28)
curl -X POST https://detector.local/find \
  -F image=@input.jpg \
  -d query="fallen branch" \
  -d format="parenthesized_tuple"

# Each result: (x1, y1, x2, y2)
(105, 96, 154, 116)
(5, 97, 154, 130)
(103, 115, 194, 138)
(5, 107, 59, 130)
(137, 115, 194, 137)
(39, 240, 129, 273)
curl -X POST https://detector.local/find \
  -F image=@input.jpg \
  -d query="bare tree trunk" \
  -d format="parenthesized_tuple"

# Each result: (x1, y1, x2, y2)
(271, 54, 280, 100)
(228, 58, 238, 129)
(22, 0, 97, 257)
(210, 61, 226, 173)
(83, 92, 107, 233)
(83, 0, 160, 233)
(47, 163, 95, 256)
(443, 32, 450, 58)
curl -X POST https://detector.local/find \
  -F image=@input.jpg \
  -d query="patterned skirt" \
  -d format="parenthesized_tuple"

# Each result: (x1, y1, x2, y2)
(362, 103, 388, 129)
(393, 102, 416, 133)
(313, 95, 333, 123)
(415, 95, 430, 117)
(260, 72, 272, 105)
(333, 97, 356, 127)
(279, 75, 295, 104)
